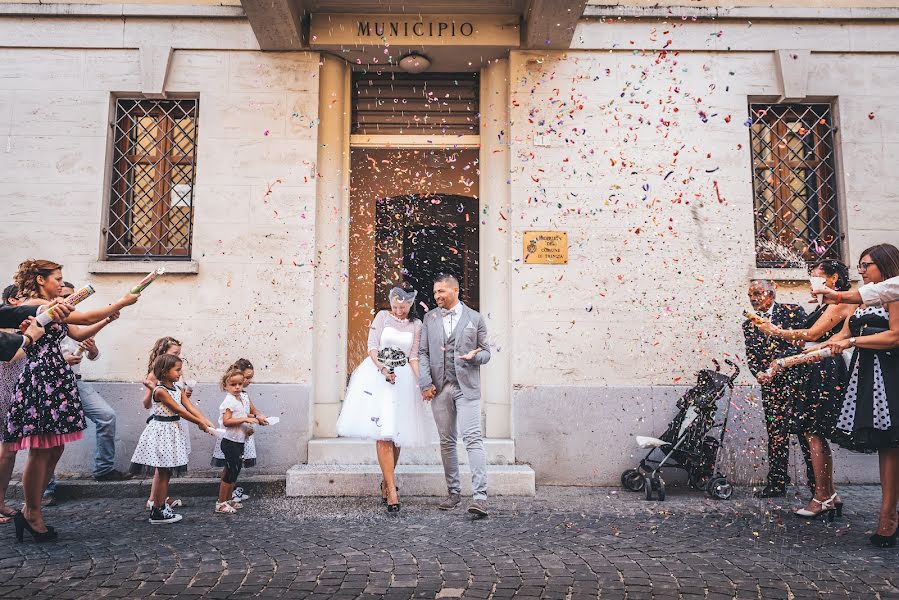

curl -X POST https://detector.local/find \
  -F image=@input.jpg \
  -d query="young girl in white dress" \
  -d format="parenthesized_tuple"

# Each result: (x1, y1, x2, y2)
(140, 337, 213, 510)
(130, 353, 210, 525)
(336, 286, 438, 513)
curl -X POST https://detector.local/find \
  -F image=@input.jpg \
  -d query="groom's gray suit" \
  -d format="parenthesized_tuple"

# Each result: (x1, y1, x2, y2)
(419, 303, 491, 500)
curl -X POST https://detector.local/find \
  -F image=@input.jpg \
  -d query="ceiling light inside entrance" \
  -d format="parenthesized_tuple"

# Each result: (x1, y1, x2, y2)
(399, 53, 431, 73)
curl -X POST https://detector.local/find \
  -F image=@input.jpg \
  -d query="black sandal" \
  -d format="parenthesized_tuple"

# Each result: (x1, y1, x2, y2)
(379, 480, 399, 505)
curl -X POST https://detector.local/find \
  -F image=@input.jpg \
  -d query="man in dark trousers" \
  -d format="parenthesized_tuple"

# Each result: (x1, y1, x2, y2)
(743, 279, 814, 498)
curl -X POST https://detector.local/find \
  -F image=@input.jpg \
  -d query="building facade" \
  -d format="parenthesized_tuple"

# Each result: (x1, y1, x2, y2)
(1, 0, 898, 489)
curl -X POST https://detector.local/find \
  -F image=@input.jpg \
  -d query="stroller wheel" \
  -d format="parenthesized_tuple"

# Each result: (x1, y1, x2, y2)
(706, 476, 733, 500)
(643, 475, 654, 501)
(654, 474, 666, 502)
(621, 469, 645, 492)
(689, 473, 711, 491)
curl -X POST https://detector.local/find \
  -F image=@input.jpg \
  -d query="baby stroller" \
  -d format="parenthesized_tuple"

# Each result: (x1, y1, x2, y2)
(620, 359, 739, 501)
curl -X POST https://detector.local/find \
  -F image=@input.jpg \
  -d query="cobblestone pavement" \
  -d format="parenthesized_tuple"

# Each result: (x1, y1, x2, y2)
(1, 485, 898, 599)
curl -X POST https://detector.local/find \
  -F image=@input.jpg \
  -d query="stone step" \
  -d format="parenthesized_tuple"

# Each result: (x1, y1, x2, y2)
(285, 464, 536, 497)
(307, 437, 516, 465)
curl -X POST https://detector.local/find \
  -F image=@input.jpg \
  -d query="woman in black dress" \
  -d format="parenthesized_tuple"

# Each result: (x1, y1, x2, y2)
(758, 261, 854, 519)
(814, 244, 899, 547)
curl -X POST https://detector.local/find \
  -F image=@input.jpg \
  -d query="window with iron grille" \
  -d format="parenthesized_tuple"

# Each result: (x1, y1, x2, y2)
(106, 98, 198, 259)
(749, 103, 842, 267)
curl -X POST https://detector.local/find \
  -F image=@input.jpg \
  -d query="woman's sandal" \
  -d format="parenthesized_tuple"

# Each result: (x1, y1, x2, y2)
(379, 480, 399, 505)
(794, 493, 837, 522)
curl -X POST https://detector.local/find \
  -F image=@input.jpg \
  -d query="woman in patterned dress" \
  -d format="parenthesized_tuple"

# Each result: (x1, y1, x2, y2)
(813, 244, 899, 547)
(5, 260, 139, 541)
(758, 260, 853, 519)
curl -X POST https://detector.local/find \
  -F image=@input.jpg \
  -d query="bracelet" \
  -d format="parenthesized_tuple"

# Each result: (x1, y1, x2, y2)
(836, 292, 843, 304)
(22, 333, 34, 347)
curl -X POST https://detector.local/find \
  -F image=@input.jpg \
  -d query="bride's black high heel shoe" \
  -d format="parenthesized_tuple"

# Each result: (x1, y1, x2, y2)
(14, 512, 58, 543)
(380, 480, 399, 505)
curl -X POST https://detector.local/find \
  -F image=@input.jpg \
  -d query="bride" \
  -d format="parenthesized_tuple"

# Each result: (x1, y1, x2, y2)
(336, 285, 437, 513)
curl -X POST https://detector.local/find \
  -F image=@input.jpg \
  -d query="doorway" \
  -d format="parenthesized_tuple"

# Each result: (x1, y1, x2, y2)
(348, 148, 480, 372)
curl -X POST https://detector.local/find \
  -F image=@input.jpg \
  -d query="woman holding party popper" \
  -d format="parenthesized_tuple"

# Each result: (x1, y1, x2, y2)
(808, 244, 899, 546)
(756, 260, 854, 520)
(6, 260, 139, 542)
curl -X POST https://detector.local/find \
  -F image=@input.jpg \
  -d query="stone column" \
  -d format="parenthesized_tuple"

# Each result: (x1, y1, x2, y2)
(312, 55, 350, 438)
(479, 59, 512, 438)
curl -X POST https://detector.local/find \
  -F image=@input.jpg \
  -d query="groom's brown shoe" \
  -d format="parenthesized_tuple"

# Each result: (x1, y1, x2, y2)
(438, 493, 461, 511)
(467, 500, 488, 518)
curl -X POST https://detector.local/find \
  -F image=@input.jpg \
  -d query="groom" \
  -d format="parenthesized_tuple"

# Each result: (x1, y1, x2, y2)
(419, 273, 491, 517)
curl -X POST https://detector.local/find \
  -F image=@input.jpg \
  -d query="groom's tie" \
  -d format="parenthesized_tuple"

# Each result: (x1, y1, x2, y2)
(441, 308, 454, 333)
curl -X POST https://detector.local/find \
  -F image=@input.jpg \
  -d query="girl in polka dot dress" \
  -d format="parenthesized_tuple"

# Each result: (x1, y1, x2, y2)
(130, 354, 211, 525)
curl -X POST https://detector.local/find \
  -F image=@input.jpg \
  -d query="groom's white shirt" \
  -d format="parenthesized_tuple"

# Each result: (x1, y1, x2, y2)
(442, 302, 463, 338)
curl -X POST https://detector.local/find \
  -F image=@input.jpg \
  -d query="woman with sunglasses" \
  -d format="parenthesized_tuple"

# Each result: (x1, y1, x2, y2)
(812, 243, 899, 546)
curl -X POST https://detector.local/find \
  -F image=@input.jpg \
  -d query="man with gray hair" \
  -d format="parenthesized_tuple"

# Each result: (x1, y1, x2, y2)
(419, 273, 491, 517)
(742, 279, 812, 498)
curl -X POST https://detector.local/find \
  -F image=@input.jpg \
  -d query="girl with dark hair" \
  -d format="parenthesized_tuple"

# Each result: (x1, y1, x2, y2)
(7, 259, 139, 542)
(813, 243, 899, 546)
(139, 337, 213, 510)
(130, 354, 210, 525)
(759, 260, 855, 519)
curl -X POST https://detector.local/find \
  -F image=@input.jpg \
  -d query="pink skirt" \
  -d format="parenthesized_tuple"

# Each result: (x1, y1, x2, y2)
(6, 431, 83, 451)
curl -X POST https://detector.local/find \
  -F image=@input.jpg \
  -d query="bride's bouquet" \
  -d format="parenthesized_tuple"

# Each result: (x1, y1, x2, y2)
(377, 346, 408, 374)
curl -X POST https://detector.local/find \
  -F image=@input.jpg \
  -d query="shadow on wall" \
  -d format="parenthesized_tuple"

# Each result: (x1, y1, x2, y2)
(513, 384, 881, 487)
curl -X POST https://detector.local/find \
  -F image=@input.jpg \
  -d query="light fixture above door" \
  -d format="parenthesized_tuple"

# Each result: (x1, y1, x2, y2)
(399, 53, 431, 73)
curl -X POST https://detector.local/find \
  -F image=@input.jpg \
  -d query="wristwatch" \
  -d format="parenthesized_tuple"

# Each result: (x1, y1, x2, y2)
(849, 337, 857, 347)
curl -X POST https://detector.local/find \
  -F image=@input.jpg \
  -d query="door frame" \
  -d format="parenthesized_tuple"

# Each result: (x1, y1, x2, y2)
(313, 58, 512, 439)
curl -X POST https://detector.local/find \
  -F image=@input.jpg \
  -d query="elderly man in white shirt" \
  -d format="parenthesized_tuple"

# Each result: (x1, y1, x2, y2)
(42, 282, 130, 506)
(814, 275, 899, 307)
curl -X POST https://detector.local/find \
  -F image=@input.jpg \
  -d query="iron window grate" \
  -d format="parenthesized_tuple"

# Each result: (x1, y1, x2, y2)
(749, 103, 842, 267)
(106, 98, 198, 260)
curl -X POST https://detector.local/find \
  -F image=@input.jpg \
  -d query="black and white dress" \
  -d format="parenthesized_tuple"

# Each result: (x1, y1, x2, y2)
(833, 306, 899, 452)
(130, 385, 191, 476)
(790, 306, 846, 437)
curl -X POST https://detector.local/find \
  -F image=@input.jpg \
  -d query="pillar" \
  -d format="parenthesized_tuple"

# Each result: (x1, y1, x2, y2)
(479, 59, 512, 438)
(312, 55, 350, 437)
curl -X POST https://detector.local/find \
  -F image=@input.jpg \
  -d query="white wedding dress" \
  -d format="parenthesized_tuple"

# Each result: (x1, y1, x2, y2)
(336, 311, 438, 447)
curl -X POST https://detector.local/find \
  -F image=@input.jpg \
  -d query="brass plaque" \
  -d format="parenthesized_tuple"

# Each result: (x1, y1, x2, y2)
(523, 231, 568, 265)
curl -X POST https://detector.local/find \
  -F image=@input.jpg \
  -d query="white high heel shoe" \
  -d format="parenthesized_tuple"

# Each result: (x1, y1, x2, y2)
(794, 492, 837, 521)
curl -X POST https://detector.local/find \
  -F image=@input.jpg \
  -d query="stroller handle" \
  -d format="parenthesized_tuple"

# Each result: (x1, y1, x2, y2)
(724, 359, 740, 382)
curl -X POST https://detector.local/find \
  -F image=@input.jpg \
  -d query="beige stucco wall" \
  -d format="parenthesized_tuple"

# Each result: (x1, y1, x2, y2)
(508, 26, 899, 387)
(0, 44, 319, 384)
(2, 12, 898, 392)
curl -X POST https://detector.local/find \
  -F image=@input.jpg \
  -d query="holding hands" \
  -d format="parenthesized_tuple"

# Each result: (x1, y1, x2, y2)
(421, 385, 436, 401)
